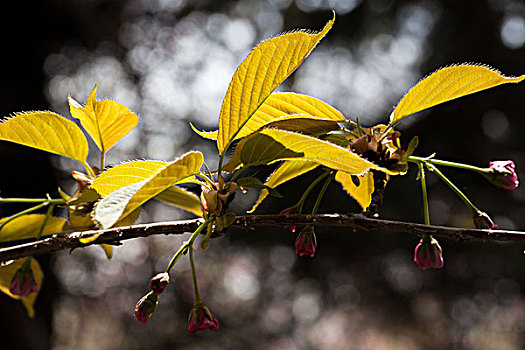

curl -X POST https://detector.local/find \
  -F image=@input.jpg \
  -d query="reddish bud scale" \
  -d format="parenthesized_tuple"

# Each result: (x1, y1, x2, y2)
(414, 236, 444, 270)
(188, 304, 219, 333)
(9, 267, 39, 296)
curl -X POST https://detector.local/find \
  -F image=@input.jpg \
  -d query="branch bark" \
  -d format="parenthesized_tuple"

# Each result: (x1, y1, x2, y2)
(1, 213, 524, 262)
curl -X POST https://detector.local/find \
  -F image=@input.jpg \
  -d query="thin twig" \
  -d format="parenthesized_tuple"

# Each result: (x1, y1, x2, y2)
(0, 213, 524, 263)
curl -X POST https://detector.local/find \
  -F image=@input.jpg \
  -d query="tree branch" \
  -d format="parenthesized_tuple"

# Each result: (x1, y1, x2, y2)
(1, 213, 524, 262)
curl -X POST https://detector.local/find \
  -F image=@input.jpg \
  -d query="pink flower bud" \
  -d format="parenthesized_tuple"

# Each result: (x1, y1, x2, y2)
(149, 272, 169, 295)
(9, 264, 39, 296)
(134, 291, 158, 324)
(295, 226, 317, 257)
(472, 210, 498, 230)
(187, 304, 219, 333)
(485, 160, 519, 189)
(413, 236, 444, 270)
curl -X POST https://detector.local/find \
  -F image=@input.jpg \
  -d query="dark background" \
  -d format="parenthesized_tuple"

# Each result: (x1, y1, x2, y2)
(0, 0, 524, 349)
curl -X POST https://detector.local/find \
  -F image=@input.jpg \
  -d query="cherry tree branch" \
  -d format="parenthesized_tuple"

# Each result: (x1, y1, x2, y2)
(0, 213, 524, 262)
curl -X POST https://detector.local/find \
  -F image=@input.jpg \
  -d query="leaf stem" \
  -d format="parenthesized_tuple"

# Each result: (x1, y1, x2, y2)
(0, 199, 65, 232)
(83, 162, 96, 178)
(188, 243, 201, 303)
(0, 198, 63, 204)
(164, 217, 214, 273)
(36, 203, 55, 241)
(409, 156, 487, 173)
(417, 162, 430, 225)
(425, 163, 478, 211)
(296, 170, 331, 213)
(311, 172, 334, 215)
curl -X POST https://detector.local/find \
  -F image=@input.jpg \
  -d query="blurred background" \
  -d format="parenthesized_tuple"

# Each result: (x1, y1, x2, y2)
(0, 0, 524, 349)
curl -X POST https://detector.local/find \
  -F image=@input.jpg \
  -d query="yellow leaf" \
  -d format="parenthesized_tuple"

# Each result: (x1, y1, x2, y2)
(217, 14, 335, 153)
(391, 64, 525, 123)
(100, 245, 113, 259)
(249, 160, 318, 213)
(226, 129, 398, 176)
(193, 92, 345, 141)
(0, 112, 88, 163)
(335, 171, 375, 210)
(91, 160, 168, 196)
(94, 151, 204, 228)
(190, 123, 218, 140)
(156, 186, 203, 216)
(0, 215, 67, 242)
(0, 258, 43, 318)
(69, 85, 139, 153)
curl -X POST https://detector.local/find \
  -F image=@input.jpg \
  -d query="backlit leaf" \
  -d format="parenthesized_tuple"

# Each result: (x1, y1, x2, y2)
(391, 64, 525, 123)
(156, 186, 203, 216)
(193, 92, 345, 141)
(248, 160, 319, 213)
(222, 116, 341, 173)
(217, 14, 335, 153)
(94, 151, 203, 228)
(91, 160, 168, 196)
(0, 258, 43, 318)
(335, 171, 374, 210)
(225, 129, 397, 176)
(69, 85, 139, 153)
(0, 215, 67, 242)
(0, 112, 88, 163)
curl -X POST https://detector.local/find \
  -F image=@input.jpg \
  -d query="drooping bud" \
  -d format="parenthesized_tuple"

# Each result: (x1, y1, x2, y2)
(188, 303, 219, 333)
(295, 225, 317, 257)
(9, 261, 39, 296)
(134, 291, 159, 324)
(149, 272, 169, 295)
(472, 210, 498, 230)
(484, 160, 519, 190)
(413, 235, 444, 270)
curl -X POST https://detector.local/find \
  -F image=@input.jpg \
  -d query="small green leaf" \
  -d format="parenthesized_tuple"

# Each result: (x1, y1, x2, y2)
(391, 64, 525, 123)
(0, 112, 88, 163)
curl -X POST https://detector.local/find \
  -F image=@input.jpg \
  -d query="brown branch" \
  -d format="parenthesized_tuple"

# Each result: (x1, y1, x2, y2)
(0, 213, 524, 263)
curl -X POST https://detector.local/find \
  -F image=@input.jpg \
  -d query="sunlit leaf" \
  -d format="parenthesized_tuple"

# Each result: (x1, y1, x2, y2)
(0, 112, 88, 163)
(91, 160, 168, 196)
(391, 64, 525, 123)
(155, 186, 203, 216)
(225, 129, 397, 176)
(335, 171, 375, 210)
(94, 151, 203, 229)
(217, 14, 335, 153)
(223, 116, 342, 173)
(248, 160, 319, 213)
(190, 123, 218, 140)
(0, 215, 67, 242)
(0, 258, 43, 318)
(193, 92, 345, 141)
(69, 85, 139, 153)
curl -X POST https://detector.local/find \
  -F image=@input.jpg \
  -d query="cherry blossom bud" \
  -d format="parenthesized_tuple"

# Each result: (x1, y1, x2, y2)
(9, 264, 39, 296)
(187, 304, 219, 333)
(413, 236, 444, 270)
(295, 225, 317, 257)
(472, 210, 498, 230)
(149, 272, 169, 295)
(485, 160, 519, 190)
(134, 291, 158, 324)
